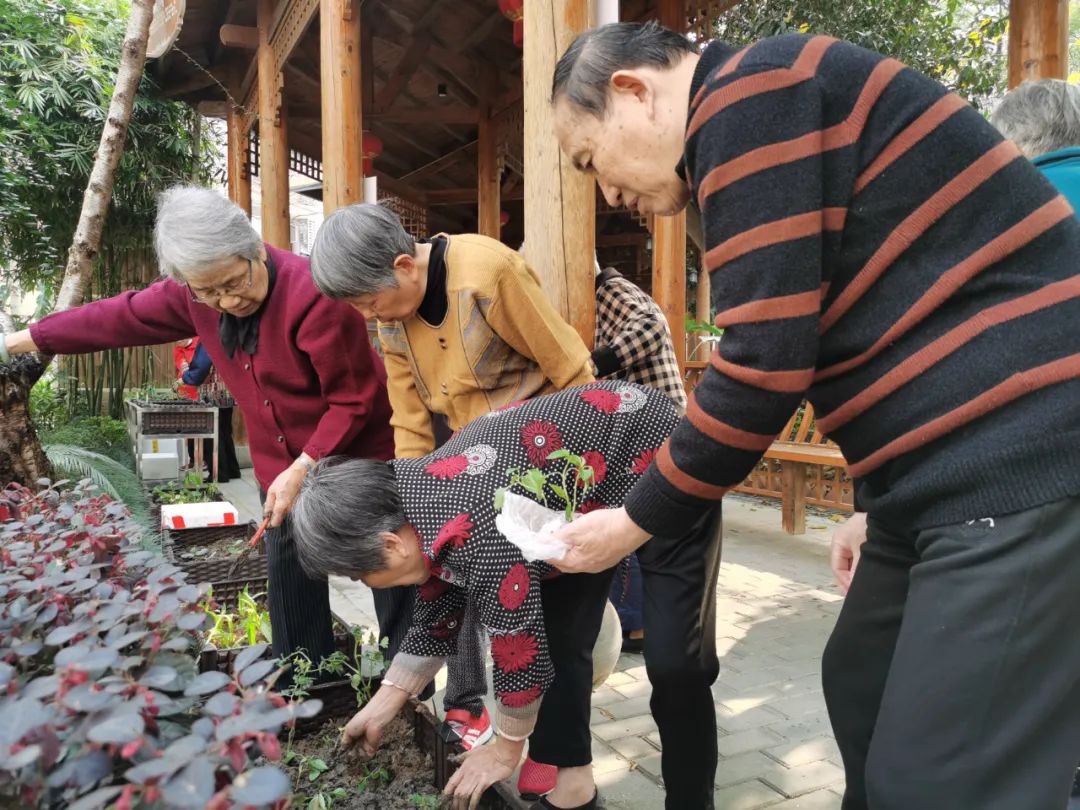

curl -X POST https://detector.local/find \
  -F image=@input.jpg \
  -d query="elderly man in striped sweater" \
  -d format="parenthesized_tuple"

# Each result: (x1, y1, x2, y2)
(549, 22, 1080, 810)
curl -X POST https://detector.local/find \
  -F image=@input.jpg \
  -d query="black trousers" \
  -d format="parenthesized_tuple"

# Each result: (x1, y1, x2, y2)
(261, 494, 335, 667)
(822, 494, 1080, 810)
(529, 568, 617, 767)
(638, 506, 724, 810)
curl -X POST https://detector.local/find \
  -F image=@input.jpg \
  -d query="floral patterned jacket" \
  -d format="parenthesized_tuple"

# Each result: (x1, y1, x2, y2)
(383, 381, 679, 739)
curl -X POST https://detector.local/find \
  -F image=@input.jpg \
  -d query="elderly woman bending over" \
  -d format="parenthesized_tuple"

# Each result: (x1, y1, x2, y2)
(2, 185, 395, 665)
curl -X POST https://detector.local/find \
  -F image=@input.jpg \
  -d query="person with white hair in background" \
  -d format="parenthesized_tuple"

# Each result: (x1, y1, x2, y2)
(1, 185, 395, 669)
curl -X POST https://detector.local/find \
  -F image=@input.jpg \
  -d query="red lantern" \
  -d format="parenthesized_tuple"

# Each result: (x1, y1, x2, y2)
(498, 0, 523, 48)
(499, 210, 510, 227)
(362, 132, 383, 176)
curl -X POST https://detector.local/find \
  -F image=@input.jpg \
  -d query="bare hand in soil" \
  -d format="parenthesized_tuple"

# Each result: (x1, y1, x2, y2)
(443, 743, 518, 809)
(342, 685, 409, 756)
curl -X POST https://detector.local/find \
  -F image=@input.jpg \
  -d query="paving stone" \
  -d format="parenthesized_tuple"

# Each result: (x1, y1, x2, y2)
(603, 695, 655, 721)
(607, 734, 659, 760)
(764, 736, 842, 768)
(604, 671, 636, 687)
(714, 752, 783, 788)
(611, 679, 653, 700)
(765, 715, 836, 745)
(766, 692, 829, 720)
(591, 740, 634, 776)
(716, 704, 788, 732)
(760, 760, 846, 798)
(594, 769, 668, 809)
(635, 751, 664, 779)
(591, 713, 660, 741)
(591, 685, 627, 708)
(715, 728, 785, 758)
(712, 779, 786, 810)
(766, 789, 843, 809)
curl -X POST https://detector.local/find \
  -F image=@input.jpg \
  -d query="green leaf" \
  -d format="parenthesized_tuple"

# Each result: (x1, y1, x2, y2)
(550, 484, 568, 502)
(546, 449, 571, 461)
(494, 487, 506, 511)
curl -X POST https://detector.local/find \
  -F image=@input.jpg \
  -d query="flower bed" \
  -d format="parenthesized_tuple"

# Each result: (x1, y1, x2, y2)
(0, 480, 315, 809)
(165, 522, 266, 583)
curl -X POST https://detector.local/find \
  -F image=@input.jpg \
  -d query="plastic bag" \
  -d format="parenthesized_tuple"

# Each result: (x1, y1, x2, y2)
(494, 491, 571, 562)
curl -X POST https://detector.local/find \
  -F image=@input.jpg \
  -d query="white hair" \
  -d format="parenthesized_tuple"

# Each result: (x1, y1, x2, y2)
(154, 186, 262, 281)
(309, 203, 415, 298)
(991, 79, 1080, 159)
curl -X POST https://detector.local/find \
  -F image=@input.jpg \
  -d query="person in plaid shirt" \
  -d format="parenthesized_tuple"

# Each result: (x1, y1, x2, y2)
(591, 257, 687, 414)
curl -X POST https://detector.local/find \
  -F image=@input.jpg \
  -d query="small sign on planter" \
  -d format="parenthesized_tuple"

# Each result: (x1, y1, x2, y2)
(161, 501, 240, 530)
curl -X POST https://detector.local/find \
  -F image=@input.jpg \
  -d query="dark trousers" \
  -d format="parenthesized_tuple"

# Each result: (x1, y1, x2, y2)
(211, 407, 241, 483)
(638, 506, 724, 810)
(610, 553, 644, 633)
(260, 493, 335, 667)
(822, 494, 1080, 810)
(529, 568, 618, 767)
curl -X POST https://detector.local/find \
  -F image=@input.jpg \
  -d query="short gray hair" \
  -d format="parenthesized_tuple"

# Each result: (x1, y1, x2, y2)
(289, 457, 406, 580)
(991, 79, 1080, 159)
(154, 186, 262, 281)
(552, 21, 696, 117)
(309, 203, 416, 299)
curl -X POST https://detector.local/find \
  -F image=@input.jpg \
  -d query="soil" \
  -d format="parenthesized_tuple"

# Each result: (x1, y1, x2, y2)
(174, 534, 249, 561)
(285, 715, 440, 809)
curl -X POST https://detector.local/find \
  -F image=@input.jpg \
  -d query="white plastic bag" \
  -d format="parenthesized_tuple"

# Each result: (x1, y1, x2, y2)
(494, 491, 571, 562)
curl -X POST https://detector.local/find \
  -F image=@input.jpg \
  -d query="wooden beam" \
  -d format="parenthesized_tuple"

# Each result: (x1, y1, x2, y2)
(269, 0, 319, 75)
(227, 103, 253, 217)
(652, 0, 687, 372)
(477, 109, 500, 237)
(320, 0, 364, 214)
(524, 0, 595, 346)
(258, 0, 291, 248)
(401, 140, 478, 182)
(597, 233, 648, 247)
(428, 187, 524, 205)
(1008, 0, 1069, 88)
(369, 107, 480, 125)
(219, 24, 259, 49)
(164, 73, 219, 97)
(375, 36, 431, 111)
(374, 171, 427, 207)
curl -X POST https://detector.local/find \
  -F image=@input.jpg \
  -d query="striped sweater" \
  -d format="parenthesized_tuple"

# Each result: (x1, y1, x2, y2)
(624, 35, 1080, 535)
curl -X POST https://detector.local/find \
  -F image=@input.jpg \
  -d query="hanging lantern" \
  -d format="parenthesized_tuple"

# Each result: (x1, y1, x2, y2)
(362, 132, 384, 177)
(498, 0, 523, 48)
(499, 210, 510, 227)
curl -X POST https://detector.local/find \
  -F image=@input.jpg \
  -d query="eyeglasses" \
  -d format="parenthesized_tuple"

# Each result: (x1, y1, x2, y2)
(188, 259, 255, 303)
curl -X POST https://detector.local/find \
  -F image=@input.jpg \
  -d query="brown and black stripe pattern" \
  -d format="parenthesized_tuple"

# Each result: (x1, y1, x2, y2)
(625, 34, 1080, 535)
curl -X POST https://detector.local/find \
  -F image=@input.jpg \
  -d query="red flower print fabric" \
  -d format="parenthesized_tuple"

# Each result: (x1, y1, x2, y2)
(425, 454, 468, 480)
(418, 576, 451, 602)
(521, 420, 563, 467)
(632, 447, 659, 475)
(580, 450, 607, 487)
(498, 564, 530, 610)
(432, 513, 474, 556)
(431, 609, 465, 641)
(496, 684, 543, 708)
(580, 388, 620, 414)
(491, 632, 539, 673)
(578, 499, 607, 514)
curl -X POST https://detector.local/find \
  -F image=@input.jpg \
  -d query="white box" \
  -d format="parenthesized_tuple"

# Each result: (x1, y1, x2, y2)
(161, 501, 240, 531)
(140, 452, 179, 481)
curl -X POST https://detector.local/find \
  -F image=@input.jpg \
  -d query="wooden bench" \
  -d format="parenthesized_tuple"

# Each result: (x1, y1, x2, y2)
(684, 361, 853, 534)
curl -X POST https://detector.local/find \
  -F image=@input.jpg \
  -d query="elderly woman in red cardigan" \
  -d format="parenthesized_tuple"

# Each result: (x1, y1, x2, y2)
(1, 185, 395, 665)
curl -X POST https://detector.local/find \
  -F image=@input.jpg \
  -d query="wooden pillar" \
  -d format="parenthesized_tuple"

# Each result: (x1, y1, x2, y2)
(321, 0, 364, 214)
(652, 0, 687, 372)
(1008, 0, 1069, 88)
(478, 110, 501, 238)
(226, 106, 252, 216)
(524, 0, 596, 347)
(257, 0, 290, 248)
(694, 263, 711, 358)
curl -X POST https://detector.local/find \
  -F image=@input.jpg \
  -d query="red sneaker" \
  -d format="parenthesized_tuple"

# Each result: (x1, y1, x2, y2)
(518, 755, 557, 799)
(444, 707, 494, 750)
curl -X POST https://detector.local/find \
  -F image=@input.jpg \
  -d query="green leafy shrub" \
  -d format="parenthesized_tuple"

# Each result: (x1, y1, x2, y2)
(43, 445, 150, 530)
(41, 416, 134, 469)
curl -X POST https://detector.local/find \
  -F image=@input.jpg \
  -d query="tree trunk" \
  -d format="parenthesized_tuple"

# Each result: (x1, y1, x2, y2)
(0, 0, 154, 487)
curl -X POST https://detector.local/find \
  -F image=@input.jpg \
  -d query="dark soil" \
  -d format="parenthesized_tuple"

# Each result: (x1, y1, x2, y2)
(174, 534, 249, 562)
(285, 716, 440, 809)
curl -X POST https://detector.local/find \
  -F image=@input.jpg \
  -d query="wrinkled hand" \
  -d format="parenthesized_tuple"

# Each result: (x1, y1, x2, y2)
(548, 506, 650, 574)
(443, 738, 522, 810)
(341, 685, 408, 757)
(831, 512, 868, 595)
(263, 459, 310, 527)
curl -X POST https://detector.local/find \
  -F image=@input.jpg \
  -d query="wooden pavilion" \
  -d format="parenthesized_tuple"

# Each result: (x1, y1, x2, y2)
(153, 0, 1071, 366)
(152, 0, 1069, 522)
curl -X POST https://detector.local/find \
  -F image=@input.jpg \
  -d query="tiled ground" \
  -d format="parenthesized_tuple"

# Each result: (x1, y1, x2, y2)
(221, 472, 848, 809)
